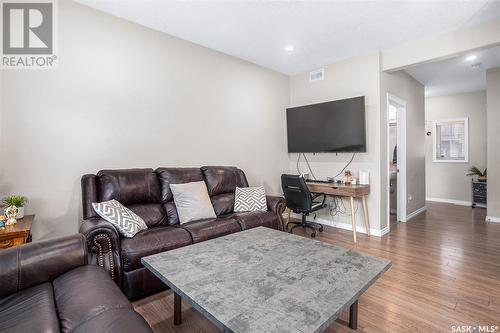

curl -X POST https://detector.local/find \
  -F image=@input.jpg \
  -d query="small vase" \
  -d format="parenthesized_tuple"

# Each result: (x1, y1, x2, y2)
(16, 206, 25, 219)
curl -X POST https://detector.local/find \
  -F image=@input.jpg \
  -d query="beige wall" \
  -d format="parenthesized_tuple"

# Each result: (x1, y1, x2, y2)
(289, 54, 382, 233)
(486, 67, 500, 220)
(380, 70, 426, 222)
(425, 91, 487, 203)
(0, 1, 289, 240)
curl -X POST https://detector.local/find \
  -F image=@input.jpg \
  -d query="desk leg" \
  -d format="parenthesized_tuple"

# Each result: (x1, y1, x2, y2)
(349, 300, 358, 330)
(174, 292, 182, 325)
(350, 196, 357, 243)
(362, 196, 370, 236)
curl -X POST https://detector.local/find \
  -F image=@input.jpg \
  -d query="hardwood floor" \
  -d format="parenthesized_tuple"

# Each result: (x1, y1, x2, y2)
(133, 202, 500, 332)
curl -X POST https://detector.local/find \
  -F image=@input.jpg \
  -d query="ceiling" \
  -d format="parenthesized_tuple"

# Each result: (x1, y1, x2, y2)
(406, 45, 500, 97)
(78, 0, 500, 75)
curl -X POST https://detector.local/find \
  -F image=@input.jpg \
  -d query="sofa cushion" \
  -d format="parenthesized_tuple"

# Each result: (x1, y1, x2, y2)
(128, 203, 168, 227)
(93, 199, 148, 238)
(97, 168, 161, 205)
(180, 216, 242, 243)
(156, 168, 204, 203)
(170, 181, 217, 224)
(234, 186, 267, 212)
(0, 283, 59, 333)
(211, 193, 235, 216)
(53, 265, 132, 333)
(201, 166, 248, 196)
(224, 211, 281, 231)
(70, 308, 152, 333)
(120, 226, 192, 271)
(163, 201, 180, 226)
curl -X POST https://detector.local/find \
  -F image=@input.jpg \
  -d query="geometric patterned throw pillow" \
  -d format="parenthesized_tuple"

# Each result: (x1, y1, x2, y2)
(92, 199, 147, 238)
(234, 186, 267, 213)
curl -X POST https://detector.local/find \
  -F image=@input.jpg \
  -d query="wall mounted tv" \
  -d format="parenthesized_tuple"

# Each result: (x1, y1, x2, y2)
(286, 96, 366, 153)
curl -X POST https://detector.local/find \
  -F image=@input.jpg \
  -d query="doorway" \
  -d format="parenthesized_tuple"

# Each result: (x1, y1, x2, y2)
(387, 94, 407, 224)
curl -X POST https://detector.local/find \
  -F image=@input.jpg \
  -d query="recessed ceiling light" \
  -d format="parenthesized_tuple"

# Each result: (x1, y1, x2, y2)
(285, 45, 294, 52)
(466, 55, 477, 62)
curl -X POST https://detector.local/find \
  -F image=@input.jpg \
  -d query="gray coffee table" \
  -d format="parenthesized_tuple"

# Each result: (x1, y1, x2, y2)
(142, 227, 391, 333)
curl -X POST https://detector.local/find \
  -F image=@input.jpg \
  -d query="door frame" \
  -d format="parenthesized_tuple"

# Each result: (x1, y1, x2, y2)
(386, 93, 407, 225)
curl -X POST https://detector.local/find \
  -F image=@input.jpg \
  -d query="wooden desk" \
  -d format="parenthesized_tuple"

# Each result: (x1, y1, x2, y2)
(306, 182, 370, 243)
(0, 215, 34, 249)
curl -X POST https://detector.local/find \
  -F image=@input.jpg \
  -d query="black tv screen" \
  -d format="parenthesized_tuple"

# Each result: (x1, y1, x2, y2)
(286, 96, 366, 153)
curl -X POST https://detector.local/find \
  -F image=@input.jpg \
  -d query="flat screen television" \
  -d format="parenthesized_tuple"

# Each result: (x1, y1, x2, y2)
(286, 96, 366, 153)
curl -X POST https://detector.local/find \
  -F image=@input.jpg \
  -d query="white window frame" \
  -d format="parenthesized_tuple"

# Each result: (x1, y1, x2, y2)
(432, 117, 469, 163)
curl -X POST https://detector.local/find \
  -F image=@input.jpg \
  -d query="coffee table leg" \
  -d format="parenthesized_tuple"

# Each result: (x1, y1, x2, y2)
(349, 300, 358, 330)
(174, 292, 182, 325)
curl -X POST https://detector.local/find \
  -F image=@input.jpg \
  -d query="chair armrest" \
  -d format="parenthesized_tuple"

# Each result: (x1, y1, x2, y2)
(79, 218, 122, 285)
(312, 192, 327, 206)
(0, 234, 87, 298)
(266, 195, 286, 231)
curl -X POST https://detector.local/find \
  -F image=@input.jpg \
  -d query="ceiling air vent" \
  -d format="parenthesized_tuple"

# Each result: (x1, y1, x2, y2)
(309, 68, 324, 82)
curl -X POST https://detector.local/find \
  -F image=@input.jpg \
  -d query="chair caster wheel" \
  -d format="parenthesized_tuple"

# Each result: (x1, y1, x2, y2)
(319, 226, 324, 232)
(311, 233, 316, 238)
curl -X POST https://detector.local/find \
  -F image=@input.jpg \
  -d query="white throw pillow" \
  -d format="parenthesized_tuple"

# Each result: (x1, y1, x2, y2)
(234, 186, 267, 212)
(169, 181, 217, 224)
(92, 199, 147, 238)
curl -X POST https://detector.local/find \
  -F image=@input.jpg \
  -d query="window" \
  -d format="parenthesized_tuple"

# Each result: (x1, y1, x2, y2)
(432, 118, 469, 162)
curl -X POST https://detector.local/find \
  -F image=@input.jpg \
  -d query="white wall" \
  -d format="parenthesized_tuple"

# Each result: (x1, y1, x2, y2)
(425, 91, 487, 203)
(486, 67, 500, 220)
(0, 1, 289, 240)
(382, 19, 500, 71)
(289, 54, 382, 234)
(380, 70, 426, 223)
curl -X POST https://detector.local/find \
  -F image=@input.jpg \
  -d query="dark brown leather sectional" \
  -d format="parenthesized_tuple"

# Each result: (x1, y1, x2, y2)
(79, 166, 286, 299)
(0, 234, 152, 333)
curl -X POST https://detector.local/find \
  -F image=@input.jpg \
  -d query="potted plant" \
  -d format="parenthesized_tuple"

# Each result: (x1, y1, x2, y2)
(467, 166, 487, 182)
(2, 195, 28, 219)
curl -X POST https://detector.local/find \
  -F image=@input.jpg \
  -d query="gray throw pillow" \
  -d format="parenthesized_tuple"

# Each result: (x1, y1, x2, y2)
(234, 186, 267, 212)
(92, 199, 147, 238)
(170, 181, 217, 224)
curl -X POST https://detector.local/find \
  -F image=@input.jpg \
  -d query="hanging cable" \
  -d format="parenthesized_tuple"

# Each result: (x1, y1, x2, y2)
(296, 153, 301, 174)
(302, 153, 317, 180)
(332, 152, 356, 180)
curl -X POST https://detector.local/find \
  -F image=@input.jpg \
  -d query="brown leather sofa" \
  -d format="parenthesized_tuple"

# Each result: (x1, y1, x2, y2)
(79, 166, 286, 300)
(0, 234, 152, 333)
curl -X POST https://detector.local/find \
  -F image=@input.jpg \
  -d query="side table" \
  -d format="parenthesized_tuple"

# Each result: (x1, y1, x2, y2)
(0, 214, 34, 249)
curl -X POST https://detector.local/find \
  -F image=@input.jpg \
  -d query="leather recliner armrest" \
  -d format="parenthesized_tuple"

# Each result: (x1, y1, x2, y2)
(79, 218, 122, 285)
(266, 195, 287, 231)
(79, 217, 121, 251)
(266, 195, 286, 214)
(0, 234, 87, 298)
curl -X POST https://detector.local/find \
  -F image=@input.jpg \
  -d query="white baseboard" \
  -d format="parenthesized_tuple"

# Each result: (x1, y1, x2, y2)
(406, 206, 427, 221)
(289, 213, 387, 236)
(486, 216, 500, 223)
(426, 197, 471, 206)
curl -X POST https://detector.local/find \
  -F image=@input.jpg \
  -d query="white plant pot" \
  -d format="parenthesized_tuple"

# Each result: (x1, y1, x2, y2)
(16, 206, 25, 219)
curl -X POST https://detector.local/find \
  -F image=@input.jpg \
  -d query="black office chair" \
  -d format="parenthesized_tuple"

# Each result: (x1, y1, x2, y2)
(281, 174, 327, 238)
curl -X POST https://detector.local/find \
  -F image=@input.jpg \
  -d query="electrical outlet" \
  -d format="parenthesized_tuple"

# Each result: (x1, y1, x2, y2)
(408, 194, 413, 203)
